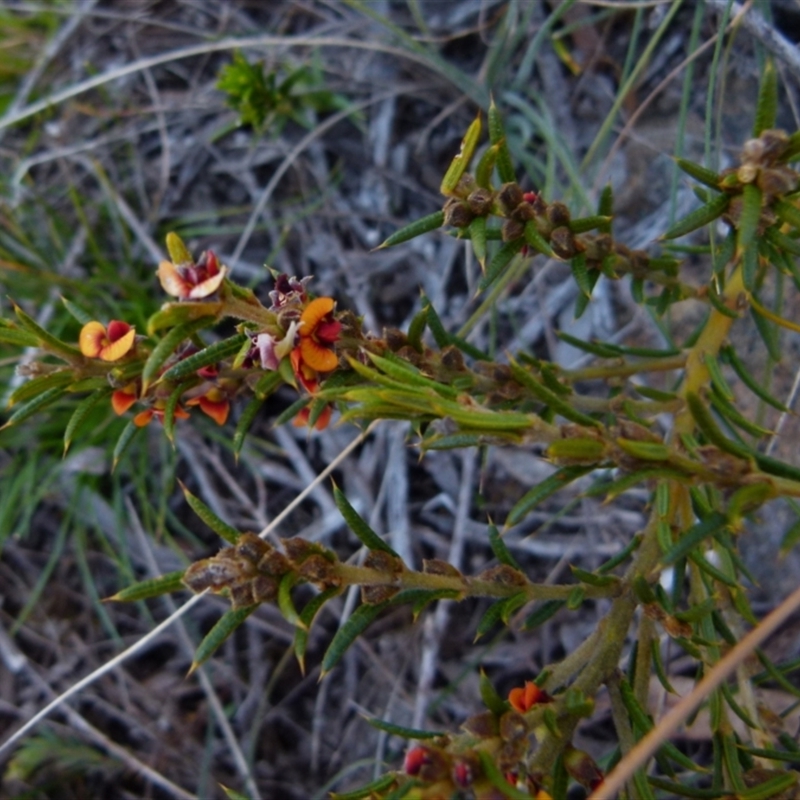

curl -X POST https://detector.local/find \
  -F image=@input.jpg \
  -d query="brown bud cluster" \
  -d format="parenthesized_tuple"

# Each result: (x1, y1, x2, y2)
(183, 532, 291, 609)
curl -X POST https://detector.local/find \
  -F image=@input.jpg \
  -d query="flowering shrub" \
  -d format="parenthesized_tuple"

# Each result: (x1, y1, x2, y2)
(4, 64, 800, 799)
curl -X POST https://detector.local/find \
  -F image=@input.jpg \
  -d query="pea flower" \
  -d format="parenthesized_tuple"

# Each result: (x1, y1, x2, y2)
(508, 680, 550, 713)
(186, 386, 230, 426)
(133, 399, 190, 428)
(292, 404, 332, 431)
(111, 384, 138, 415)
(79, 320, 136, 362)
(157, 249, 227, 300)
(295, 296, 341, 374)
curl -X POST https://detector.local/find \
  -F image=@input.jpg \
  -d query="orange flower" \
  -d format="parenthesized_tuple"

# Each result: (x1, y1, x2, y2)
(508, 681, 549, 713)
(111, 384, 138, 415)
(79, 320, 136, 361)
(292, 404, 332, 431)
(297, 297, 341, 372)
(186, 387, 230, 426)
(133, 400, 190, 428)
(157, 249, 227, 300)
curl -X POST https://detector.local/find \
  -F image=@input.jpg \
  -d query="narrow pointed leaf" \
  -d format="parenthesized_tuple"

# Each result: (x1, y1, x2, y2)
(0, 325, 39, 347)
(570, 253, 592, 296)
(376, 211, 445, 250)
(1, 386, 63, 430)
(506, 466, 592, 527)
(661, 194, 730, 240)
(478, 237, 525, 292)
(522, 599, 565, 630)
(721, 344, 788, 411)
(293, 586, 343, 673)
(179, 481, 240, 545)
(233, 396, 265, 459)
(488, 524, 522, 570)
(277, 573, 301, 627)
(475, 142, 500, 188)
(569, 215, 612, 234)
(9, 370, 73, 406)
(675, 157, 721, 190)
(13, 304, 81, 359)
(470, 215, 487, 268)
(64, 387, 113, 453)
(440, 111, 481, 196)
(363, 716, 444, 740)
(321, 601, 389, 676)
(334, 486, 399, 556)
(329, 775, 397, 800)
(476, 593, 528, 640)
(191, 605, 256, 672)
(141, 317, 216, 392)
(161, 333, 248, 382)
(753, 58, 778, 136)
(774, 199, 800, 231)
(737, 183, 763, 254)
(146, 302, 221, 336)
(661, 511, 728, 565)
(488, 99, 516, 183)
(479, 670, 510, 715)
(163, 379, 196, 444)
(60, 296, 93, 325)
(524, 220, 554, 257)
(509, 361, 599, 426)
(112, 419, 142, 471)
(477, 751, 534, 799)
(106, 570, 186, 602)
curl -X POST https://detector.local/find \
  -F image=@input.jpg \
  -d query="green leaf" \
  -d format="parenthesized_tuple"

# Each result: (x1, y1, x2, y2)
(277, 573, 301, 627)
(0, 325, 39, 347)
(750, 302, 782, 362)
(162, 380, 197, 444)
(488, 99, 516, 183)
(220, 785, 252, 800)
(774, 199, 800, 231)
(721, 344, 788, 411)
(477, 750, 534, 799)
(440, 111, 481, 195)
(179, 481, 240, 545)
(479, 237, 525, 292)
(675, 158, 721, 190)
(146, 302, 222, 336)
(475, 593, 528, 640)
(615, 438, 670, 462)
(1, 386, 64, 430)
(293, 586, 342, 673)
(661, 511, 728, 565)
(141, 317, 217, 392)
(161, 334, 248, 383)
(112, 419, 142, 471)
(60, 296, 94, 325)
(64, 387, 113, 453)
(738, 183, 763, 255)
(363, 716, 444, 740)
(13, 303, 82, 360)
(475, 142, 500, 189)
(232, 395, 264, 460)
(753, 58, 778, 136)
(569, 215, 612, 234)
(9, 370, 74, 406)
(661, 194, 730, 240)
(509, 361, 599, 427)
(321, 601, 389, 676)
(522, 599, 565, 630)
(479, 670, 510, 716)
(469, 215, 487, 269)
(333, 486, 399, 556)
(506, 466, 592, 527)
(191, 605, 256, 672)
(106, 570, 186, 602)
(524, 220, 554, 257)
(376, 211, 445, 250)
(765, 226, 800, 258)
(597, 533, 642, 574)
(488, 524, 522, 570)
(569, 566, 619, 588)
(685, 392, 751, 460)
(329, 775, 397, 800)
(570, 253, 592, 297)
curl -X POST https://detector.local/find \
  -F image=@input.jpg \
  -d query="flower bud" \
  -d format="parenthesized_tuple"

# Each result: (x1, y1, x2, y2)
(546, 201, 571, 227)
(498, 182, 524, 213)
(467, 188, 495, 216)
(443, 197, 475, 228)
(550, 226, 577, 259)
(501, 218, 525, 242)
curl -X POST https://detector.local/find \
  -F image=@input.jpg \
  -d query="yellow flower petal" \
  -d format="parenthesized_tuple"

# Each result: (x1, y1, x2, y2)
(99, 326, 136, 361)
(79, 321, 106, 358)
(187, 266, 227, 299)
(157, 260, 188, 297)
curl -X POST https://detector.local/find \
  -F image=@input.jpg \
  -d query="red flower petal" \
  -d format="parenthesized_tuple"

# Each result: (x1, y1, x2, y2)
(99, 326, 135, 361)
(106, 320, 132, 342)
